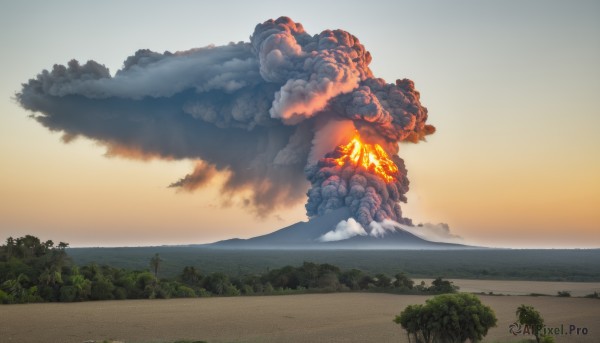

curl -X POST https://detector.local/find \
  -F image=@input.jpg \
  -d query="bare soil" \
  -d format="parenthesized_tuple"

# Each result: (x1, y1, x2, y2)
(1, 293, 598, 343)
(416, 279, 600, 297)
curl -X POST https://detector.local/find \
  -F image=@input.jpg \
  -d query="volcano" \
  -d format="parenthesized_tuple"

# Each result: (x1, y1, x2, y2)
(209, 208, 473, 249)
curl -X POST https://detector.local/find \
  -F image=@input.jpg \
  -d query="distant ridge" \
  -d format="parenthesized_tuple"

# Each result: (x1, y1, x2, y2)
(209, 207, 477, 250)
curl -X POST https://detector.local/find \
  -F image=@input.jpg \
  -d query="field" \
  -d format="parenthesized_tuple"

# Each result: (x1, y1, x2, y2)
(415, 279, 600, 297)
(12, 248, 592, 342)
(67, 248, 600, 281)
(2, 292, 598, 343)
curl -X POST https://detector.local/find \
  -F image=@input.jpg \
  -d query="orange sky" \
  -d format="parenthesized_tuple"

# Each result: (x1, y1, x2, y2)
(1, 1, 599, 248)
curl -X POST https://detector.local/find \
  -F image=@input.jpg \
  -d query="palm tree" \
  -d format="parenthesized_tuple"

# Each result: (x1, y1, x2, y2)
(70, 268, 91, 301)
(1, 273, 30, 303)
(181, 266, 202, 286)
(150, 253, 163, 279)
(39, 267, 63, 286)
(5, 236, 15, 258)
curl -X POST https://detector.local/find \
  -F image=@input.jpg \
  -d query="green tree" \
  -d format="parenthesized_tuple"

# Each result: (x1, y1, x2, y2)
(233, 274, 263, 294)
(394, 293, 497, 343)
(4, 236, 15, 259)
(0, 235, 75, 303)
(263, 282, 274, 293)
(374, 273, 392, 288)
(180, 266, 203, 287)
(150, 253, 163, 279)
(516, 304, 544, 343)
(39, 266, 63, 287)
(1, 273, 29, 303)
(70, 272, 92, 301)
(428, 277, 459, 293)
(358, 275, 376, 289)
(393, 272, 414, 290)
(298, 261, 319, 288)
(90, 275, 115, 300)
(340, 269, 363, 290)
(317, 272, 341, 291)
(203, 272, 230, 295)
(135, 271, 156, 298)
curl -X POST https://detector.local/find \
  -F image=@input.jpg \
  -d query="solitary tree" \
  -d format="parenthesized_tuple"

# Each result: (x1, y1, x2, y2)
(516, 304, 544, 343)
(394, 293, 497, 343)
(150, 253, 163, 279)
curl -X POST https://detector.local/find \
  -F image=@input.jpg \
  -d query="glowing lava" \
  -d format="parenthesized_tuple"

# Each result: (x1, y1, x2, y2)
(333, 133, 399, 183)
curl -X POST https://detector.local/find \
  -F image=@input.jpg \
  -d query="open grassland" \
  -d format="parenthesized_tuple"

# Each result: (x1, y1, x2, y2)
(2, 292, 598, 343)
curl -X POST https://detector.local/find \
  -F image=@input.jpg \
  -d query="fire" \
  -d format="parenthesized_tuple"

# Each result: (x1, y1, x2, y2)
(333, 133, 399, 183)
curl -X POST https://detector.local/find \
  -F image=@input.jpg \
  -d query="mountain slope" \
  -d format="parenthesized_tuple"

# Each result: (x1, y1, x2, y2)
(210, 207, 474, 249)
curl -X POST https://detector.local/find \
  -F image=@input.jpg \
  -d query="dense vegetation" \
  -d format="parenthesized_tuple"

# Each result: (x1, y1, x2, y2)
(394, 293, 498, 343)
(0, 235, 458, 304)
(67, 245, 600, 281)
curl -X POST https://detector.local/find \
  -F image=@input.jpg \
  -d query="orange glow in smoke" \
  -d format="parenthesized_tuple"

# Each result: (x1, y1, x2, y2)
(333, 133, 398, 183)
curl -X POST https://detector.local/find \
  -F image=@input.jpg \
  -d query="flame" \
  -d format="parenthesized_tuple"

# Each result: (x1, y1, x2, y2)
(333, 133, 399, 183)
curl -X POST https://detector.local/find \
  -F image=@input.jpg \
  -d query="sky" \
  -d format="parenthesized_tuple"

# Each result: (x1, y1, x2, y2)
(0, 0, 598, 248)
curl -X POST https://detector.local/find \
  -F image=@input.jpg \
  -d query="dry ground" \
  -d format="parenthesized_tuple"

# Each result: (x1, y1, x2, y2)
(416, 279, 600, 297)
(1, 293, 598, 343)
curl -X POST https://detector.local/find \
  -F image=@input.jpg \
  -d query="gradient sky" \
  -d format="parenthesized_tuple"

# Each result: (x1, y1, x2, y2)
(1, 0, 598, 248)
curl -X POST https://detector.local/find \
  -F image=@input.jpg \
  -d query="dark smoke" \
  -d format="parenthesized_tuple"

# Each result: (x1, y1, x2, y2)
(305, 145, 411, 228)
(16, 17, 434, 225)
(168, 161, 218, 192)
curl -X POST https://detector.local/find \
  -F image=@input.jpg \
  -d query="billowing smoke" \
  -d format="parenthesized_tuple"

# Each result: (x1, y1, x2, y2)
(318, 218, 367, 242)
(305, 141, 410, 227)
(16, 17, 434, 227)
(369, 220, 402, 238)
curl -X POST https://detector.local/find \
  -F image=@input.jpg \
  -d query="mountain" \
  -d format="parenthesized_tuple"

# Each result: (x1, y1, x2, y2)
(209, 207, 475, 249)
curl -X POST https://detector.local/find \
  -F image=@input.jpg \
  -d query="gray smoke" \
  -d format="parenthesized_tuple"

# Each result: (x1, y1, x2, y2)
(402, 223, 463, 243)
(16, 16, 434, 223)
(168, 161, 218, 192)
(305, 144, 411, 227)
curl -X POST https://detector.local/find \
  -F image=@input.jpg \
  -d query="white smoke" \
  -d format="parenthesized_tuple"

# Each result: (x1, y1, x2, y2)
(367, 219, 463, 244)
(319, 217, 463, 244)
(318, 218, 367, 242)
(399, 222, 463, 244)
(368, 219, 400, 238)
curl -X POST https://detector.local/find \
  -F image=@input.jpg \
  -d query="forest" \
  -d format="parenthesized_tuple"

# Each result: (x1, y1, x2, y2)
(0, 235, 458, 304)
(68, 244, 600, 281)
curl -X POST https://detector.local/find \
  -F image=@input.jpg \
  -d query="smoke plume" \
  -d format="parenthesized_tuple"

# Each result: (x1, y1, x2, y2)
(318, 218, 367, 242)
(168, 161, 218, 192)
(16, 17, 434, 227)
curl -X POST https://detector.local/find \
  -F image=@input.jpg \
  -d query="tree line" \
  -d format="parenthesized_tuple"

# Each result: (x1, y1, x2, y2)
(0, 235, 458, 304)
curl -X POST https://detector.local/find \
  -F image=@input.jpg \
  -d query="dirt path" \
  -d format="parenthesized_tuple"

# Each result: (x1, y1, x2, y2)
(1, 293, 598, 343)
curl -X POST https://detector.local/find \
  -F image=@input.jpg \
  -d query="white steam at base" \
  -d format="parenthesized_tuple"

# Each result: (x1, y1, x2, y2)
(318, 218, 367, 242)
(319, 218, 463, 244)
